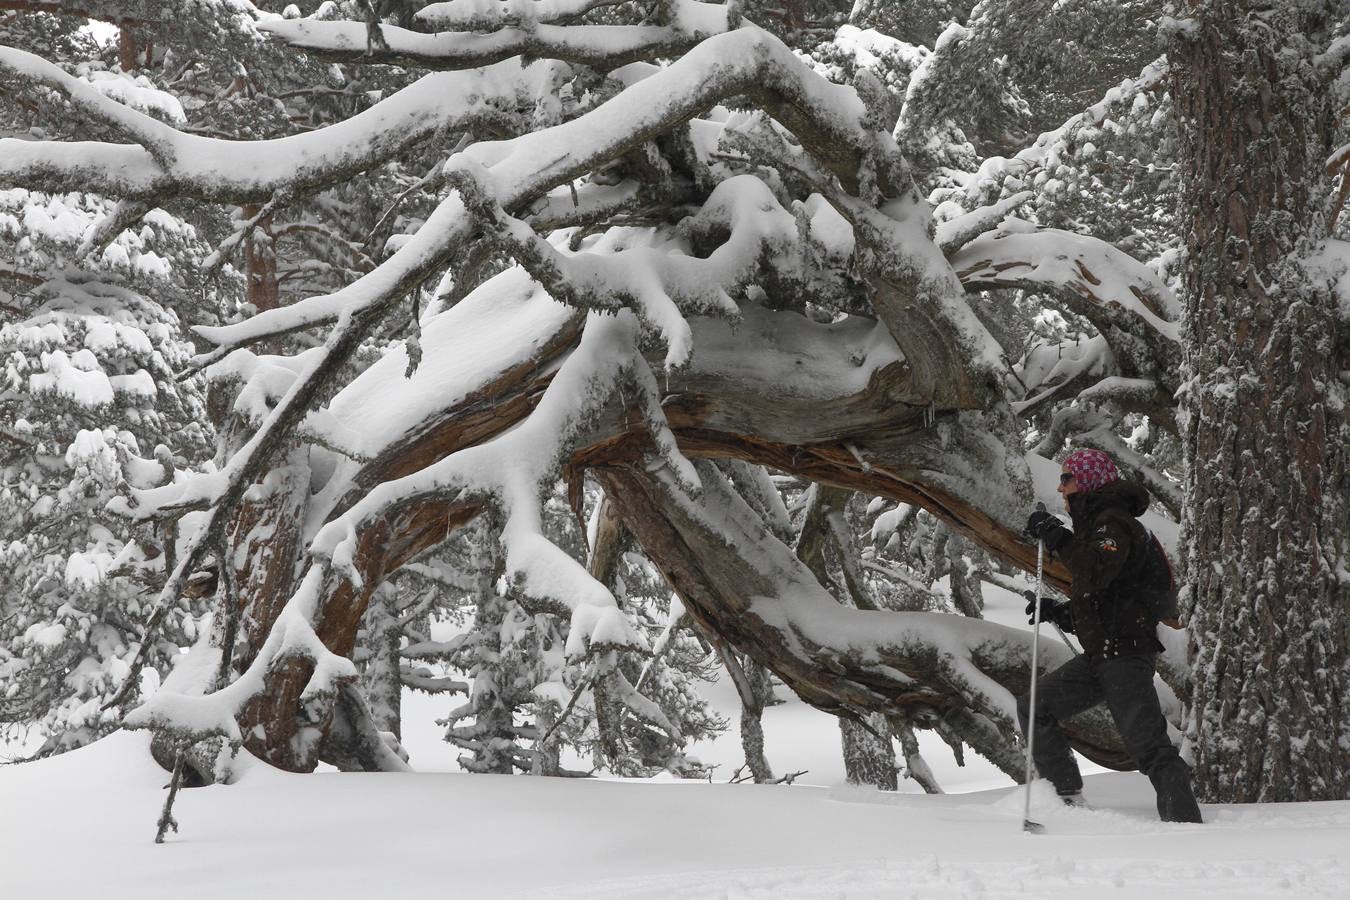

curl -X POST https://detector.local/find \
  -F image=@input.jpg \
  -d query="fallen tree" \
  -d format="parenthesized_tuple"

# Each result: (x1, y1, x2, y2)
(3, 1, 1228, 785)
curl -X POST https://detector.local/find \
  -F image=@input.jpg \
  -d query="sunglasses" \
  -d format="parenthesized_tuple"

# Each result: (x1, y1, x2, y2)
(1059, 472, 1076, 485)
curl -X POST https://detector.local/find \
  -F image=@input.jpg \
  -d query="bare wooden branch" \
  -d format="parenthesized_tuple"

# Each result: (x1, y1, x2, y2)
(0, 264, 41, 286)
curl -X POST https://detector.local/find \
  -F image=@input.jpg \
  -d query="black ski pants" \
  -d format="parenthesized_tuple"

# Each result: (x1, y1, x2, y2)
(1015, 652, 1203, 823)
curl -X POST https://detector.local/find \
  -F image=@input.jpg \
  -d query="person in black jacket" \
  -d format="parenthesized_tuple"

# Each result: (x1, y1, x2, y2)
(1019, 448, 1203, 823)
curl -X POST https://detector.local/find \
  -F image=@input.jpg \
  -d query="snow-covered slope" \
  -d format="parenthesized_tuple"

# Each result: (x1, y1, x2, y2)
(2, 728, 1346, 900)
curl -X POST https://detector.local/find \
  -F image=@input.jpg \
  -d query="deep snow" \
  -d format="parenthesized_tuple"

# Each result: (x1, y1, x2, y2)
(3, 728, 1347, 900)
(3, 583, 1346, 898)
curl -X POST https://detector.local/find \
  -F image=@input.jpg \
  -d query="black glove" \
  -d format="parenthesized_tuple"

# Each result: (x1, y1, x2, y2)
(1025, 509, 1059, 541)
(1024, 591, 1074, 632)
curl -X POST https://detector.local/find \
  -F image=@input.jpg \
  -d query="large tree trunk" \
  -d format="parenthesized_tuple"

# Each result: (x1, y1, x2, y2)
(840, 714, 898, 791)
(1172, 1, 1349, 801)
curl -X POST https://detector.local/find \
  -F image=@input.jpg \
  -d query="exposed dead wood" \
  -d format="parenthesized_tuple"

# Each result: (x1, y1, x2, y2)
(228, 314, 577, 769)
(578, 428, 1070, 596)
(236, 497, 484, 771)
(587, 496, 626, 587)
(330, 311, 586, 519)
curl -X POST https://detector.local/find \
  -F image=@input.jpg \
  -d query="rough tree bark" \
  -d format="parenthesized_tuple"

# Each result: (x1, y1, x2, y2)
(1171, 0, 1349, 801)
(713, 643, 776, 784)
(241, 204, 279, 320)
(795, 484, 900, 790)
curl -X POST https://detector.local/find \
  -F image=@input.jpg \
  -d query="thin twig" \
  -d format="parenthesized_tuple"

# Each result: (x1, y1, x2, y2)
(535, 668, 597, 748)
(99, 606, 168, 712)
(154, 748, 186, 844)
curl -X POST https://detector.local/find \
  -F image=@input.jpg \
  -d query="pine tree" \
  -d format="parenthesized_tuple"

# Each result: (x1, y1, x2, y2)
(1170, 0, 1349, 802)
(0, 269, 212, 754)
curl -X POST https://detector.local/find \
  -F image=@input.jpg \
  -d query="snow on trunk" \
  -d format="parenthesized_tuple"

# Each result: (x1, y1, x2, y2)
(1171, 1, 1349, 802)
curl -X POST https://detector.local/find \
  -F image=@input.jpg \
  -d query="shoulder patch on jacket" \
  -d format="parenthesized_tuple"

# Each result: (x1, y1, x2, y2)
(1096, 537, 1120, 552)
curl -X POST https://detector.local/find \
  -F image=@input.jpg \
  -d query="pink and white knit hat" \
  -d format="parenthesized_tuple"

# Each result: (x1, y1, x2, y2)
(1062, 448, 1119, 493)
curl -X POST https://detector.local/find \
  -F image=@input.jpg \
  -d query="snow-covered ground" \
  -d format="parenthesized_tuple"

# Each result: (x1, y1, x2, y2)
(4, 728, 1348, 899)
(4, 582, 1347, 898)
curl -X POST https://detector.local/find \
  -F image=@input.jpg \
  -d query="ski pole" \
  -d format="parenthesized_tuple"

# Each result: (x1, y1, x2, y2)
(1050, 621, 1079, 656)
(1022, 505, 1047, 834)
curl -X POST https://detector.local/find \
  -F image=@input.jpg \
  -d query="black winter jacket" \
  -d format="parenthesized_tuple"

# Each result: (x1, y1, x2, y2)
(1039, 480, 1164, 658)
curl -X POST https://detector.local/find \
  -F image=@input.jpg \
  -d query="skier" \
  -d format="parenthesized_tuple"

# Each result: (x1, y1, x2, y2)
(1019, 448, 1203, 823)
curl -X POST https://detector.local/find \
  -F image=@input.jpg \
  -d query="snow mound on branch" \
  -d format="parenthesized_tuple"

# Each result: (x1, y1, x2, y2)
(831, 24, 928, 72)
(78, 67, 186, 124)
(320, 267, 573, 460)
(28, 349, 114, 407)
(951, 219, 1180, 337)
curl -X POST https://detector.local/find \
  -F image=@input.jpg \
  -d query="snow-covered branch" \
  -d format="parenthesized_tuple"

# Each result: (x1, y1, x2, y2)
(822, 186, 1006, 404)
(1076, 375, 1172, 418)
(259, 0, 729, 71)
(400, 670, 470, 695)
(0, 46, 183, 164)
(934, 191, 1034, 255)
(951, 218, 1181, 341)
(124, 567, 357, 745)
(449, 164, 799, 368)
(525, 178, 645, 232)
(310, 309, 677, 656)
(185, 194, 470, 369)
(597, 460, 1143, 772)
(417, 0, 627, 30)
(112, 195, 485, 718)
(191, 27, 877, 357)
(0, 52, 554, 202)
(1011, 335, 1115, 418)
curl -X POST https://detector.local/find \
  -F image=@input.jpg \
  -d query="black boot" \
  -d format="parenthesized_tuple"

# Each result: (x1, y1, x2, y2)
(1150, 763, 1203, 823)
